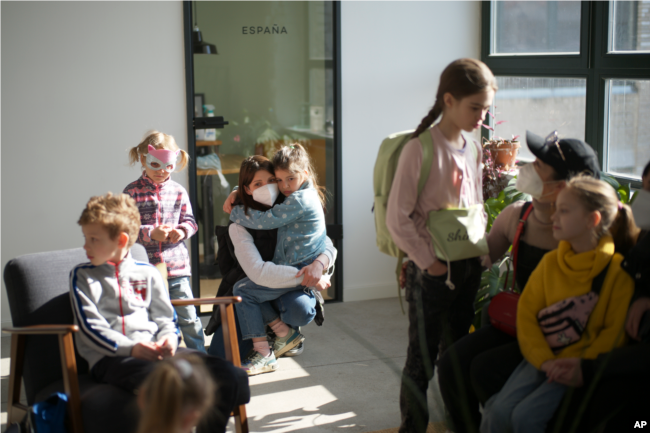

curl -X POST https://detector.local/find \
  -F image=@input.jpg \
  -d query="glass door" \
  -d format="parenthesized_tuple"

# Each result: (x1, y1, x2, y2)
(183, 1, 341, 309)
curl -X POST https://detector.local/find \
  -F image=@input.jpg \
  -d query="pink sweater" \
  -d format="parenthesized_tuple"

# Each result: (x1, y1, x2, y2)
(386, 125, 483, 271)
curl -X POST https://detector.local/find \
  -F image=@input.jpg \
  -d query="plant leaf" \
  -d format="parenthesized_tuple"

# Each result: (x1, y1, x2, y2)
(600, 172, 620, 190)
(620, 183, 631, 204)
(482, 124, 494, 131)
(496, 120, 508, 125)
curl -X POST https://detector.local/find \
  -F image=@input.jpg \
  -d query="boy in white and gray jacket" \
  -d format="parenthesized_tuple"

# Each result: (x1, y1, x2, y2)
(70, 193, 247, 433)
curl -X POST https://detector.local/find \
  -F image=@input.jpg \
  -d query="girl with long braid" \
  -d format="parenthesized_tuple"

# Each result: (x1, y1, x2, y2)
(385, 58, 497, 433)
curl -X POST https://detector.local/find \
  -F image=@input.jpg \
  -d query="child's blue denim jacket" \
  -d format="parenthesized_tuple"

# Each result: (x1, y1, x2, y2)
(230, 181, 326, 266)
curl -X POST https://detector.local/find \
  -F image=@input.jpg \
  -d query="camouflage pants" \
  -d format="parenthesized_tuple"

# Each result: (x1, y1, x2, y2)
(399, 259, 482, 433)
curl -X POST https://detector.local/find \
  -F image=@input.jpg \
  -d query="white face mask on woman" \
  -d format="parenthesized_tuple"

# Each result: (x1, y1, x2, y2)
(632, 189, 650, 230)
(252, 183, 279, 207)
(516, 163, 545, 199)
(515, 163, 561, 200)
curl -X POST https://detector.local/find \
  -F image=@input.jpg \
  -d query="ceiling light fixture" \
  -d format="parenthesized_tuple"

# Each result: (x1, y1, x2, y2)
(193, 1, 218, 55)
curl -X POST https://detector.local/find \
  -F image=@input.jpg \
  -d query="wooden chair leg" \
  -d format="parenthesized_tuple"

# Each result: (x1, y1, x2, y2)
(221, 303, 248, 433)
(234, 404, 249, 433)
(7, 334, 28, 425)
(220, 303, 241, 367)
(58, 333, 83, 433)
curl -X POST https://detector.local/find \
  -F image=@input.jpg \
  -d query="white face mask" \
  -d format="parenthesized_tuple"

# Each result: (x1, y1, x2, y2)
(632, 189, 650, 230)
(516, 163, 544, 199)
(252, 183, 279, 207)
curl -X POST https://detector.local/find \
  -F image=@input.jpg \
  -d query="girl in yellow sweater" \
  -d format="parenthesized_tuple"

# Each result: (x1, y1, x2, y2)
(481, 175, 637, 433)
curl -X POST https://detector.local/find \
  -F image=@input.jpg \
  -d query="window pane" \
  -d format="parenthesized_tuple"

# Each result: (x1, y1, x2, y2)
(608, 1, 650, 53)
(605, 79, 650, 178)
(491, 77, 587, 161)
(492, 1, 581, 54)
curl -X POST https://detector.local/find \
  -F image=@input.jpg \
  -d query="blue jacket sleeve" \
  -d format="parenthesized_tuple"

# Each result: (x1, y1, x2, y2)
(230, 197, 305, 229)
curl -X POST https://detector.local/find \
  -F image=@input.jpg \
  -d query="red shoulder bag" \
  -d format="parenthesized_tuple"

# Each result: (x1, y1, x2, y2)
(488, 203, 534, 337)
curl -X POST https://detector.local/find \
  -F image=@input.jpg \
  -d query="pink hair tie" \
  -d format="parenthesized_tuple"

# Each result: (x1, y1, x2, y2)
(618, 202, 623, 210)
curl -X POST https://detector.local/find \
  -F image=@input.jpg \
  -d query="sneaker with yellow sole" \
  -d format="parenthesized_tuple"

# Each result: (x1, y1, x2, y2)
(241, 350, 278, 376)
(273, 328, 305, 358)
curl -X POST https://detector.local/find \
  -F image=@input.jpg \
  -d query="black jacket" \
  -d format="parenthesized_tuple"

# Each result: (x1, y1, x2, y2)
(621, 230, 650, 302)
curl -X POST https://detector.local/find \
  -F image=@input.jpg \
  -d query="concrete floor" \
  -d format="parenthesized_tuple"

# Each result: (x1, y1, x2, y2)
(1, 298, 447, 433)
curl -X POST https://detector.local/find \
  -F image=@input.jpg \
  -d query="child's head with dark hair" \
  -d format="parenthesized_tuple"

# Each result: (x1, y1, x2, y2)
(137, 354, 215, 433)
(642, 160, 650, 192)
(412, 58, 497, 138)
(272, 143, 326, 207)
(78, 193, 141, 265)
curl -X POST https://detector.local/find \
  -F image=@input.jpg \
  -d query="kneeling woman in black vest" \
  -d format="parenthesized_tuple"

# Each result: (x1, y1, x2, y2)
(206, 155, 336, 362)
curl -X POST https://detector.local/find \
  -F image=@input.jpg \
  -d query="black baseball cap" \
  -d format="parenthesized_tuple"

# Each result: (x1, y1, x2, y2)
(526, 131, 600, 180)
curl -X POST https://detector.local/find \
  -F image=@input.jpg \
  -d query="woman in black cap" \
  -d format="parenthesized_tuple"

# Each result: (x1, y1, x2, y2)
(437, 131, 601, 433)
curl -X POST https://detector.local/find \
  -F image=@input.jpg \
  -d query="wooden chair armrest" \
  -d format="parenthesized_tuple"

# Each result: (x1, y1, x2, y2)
(2, 324, 79, 336)
(170, 297, 243, 369)
(171, 296, 242, 307)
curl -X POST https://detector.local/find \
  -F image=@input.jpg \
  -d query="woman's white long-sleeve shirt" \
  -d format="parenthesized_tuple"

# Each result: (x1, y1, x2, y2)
(228, 223, 336, 288)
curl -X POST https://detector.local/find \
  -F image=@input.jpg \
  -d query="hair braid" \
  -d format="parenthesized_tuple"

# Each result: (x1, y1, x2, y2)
(411, 100, 443, 139)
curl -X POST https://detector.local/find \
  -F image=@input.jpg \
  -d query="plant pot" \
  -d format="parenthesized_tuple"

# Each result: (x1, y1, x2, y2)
(487, 140, 521, 169)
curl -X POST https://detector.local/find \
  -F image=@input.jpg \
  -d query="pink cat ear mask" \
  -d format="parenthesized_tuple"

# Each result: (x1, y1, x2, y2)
(147, 144, 180, 163)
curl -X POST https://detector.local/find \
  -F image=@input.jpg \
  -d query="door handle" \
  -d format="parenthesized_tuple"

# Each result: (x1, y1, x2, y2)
(194, 117, 229, 129)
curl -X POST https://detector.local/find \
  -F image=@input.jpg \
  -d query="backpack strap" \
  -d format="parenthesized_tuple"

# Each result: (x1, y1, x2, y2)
(591, 261, 611, 296)
(466, 138, 479, 166)
(396, 128, 434, 313)
(416, 128, 434, 196)
(503, 201, 534, 292)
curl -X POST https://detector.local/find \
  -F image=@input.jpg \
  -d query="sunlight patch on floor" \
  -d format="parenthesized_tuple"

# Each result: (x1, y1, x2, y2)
(247, 385, 356, 432)
(248, 358, 311, 386)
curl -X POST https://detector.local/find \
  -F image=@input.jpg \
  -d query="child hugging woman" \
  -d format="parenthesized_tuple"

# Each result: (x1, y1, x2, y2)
(123, 130, 205, 352)
(227, 143, 329, 375)
(480, 175, 637, 433)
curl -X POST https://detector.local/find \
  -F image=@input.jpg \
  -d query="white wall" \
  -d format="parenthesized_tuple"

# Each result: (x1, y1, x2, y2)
(1, 1, 482, 327)
(1, 1, 188, 327)
(340, 1, 481, 301)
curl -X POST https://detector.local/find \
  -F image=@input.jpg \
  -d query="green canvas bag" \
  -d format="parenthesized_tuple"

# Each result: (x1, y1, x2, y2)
(425, 203, 489, 289)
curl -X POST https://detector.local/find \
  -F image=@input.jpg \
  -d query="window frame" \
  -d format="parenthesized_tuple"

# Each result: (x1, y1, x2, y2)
(481, 1, 649, 189)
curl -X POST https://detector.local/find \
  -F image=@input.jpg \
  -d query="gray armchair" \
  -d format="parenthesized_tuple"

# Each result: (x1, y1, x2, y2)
(3, 245, 249, 433)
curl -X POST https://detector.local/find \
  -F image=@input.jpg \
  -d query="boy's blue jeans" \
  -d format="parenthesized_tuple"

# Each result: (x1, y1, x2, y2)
(233, 277, 315, 340)
(168, 276, 206, 352)
(480, 359, 567, 433)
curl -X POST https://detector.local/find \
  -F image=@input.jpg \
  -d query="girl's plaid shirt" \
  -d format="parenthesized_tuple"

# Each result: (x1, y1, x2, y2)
(123, 173, 198, 278)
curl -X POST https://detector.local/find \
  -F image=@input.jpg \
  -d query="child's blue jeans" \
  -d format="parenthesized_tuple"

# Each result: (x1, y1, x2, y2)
(480, 359, 567, 433)
(233, 277, 315, 340)
(208, 289, 317, 361)
(168, 276, 206, 352)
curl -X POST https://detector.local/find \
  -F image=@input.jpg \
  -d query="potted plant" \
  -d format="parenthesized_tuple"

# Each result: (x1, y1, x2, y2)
(482, 110, 521, 170)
